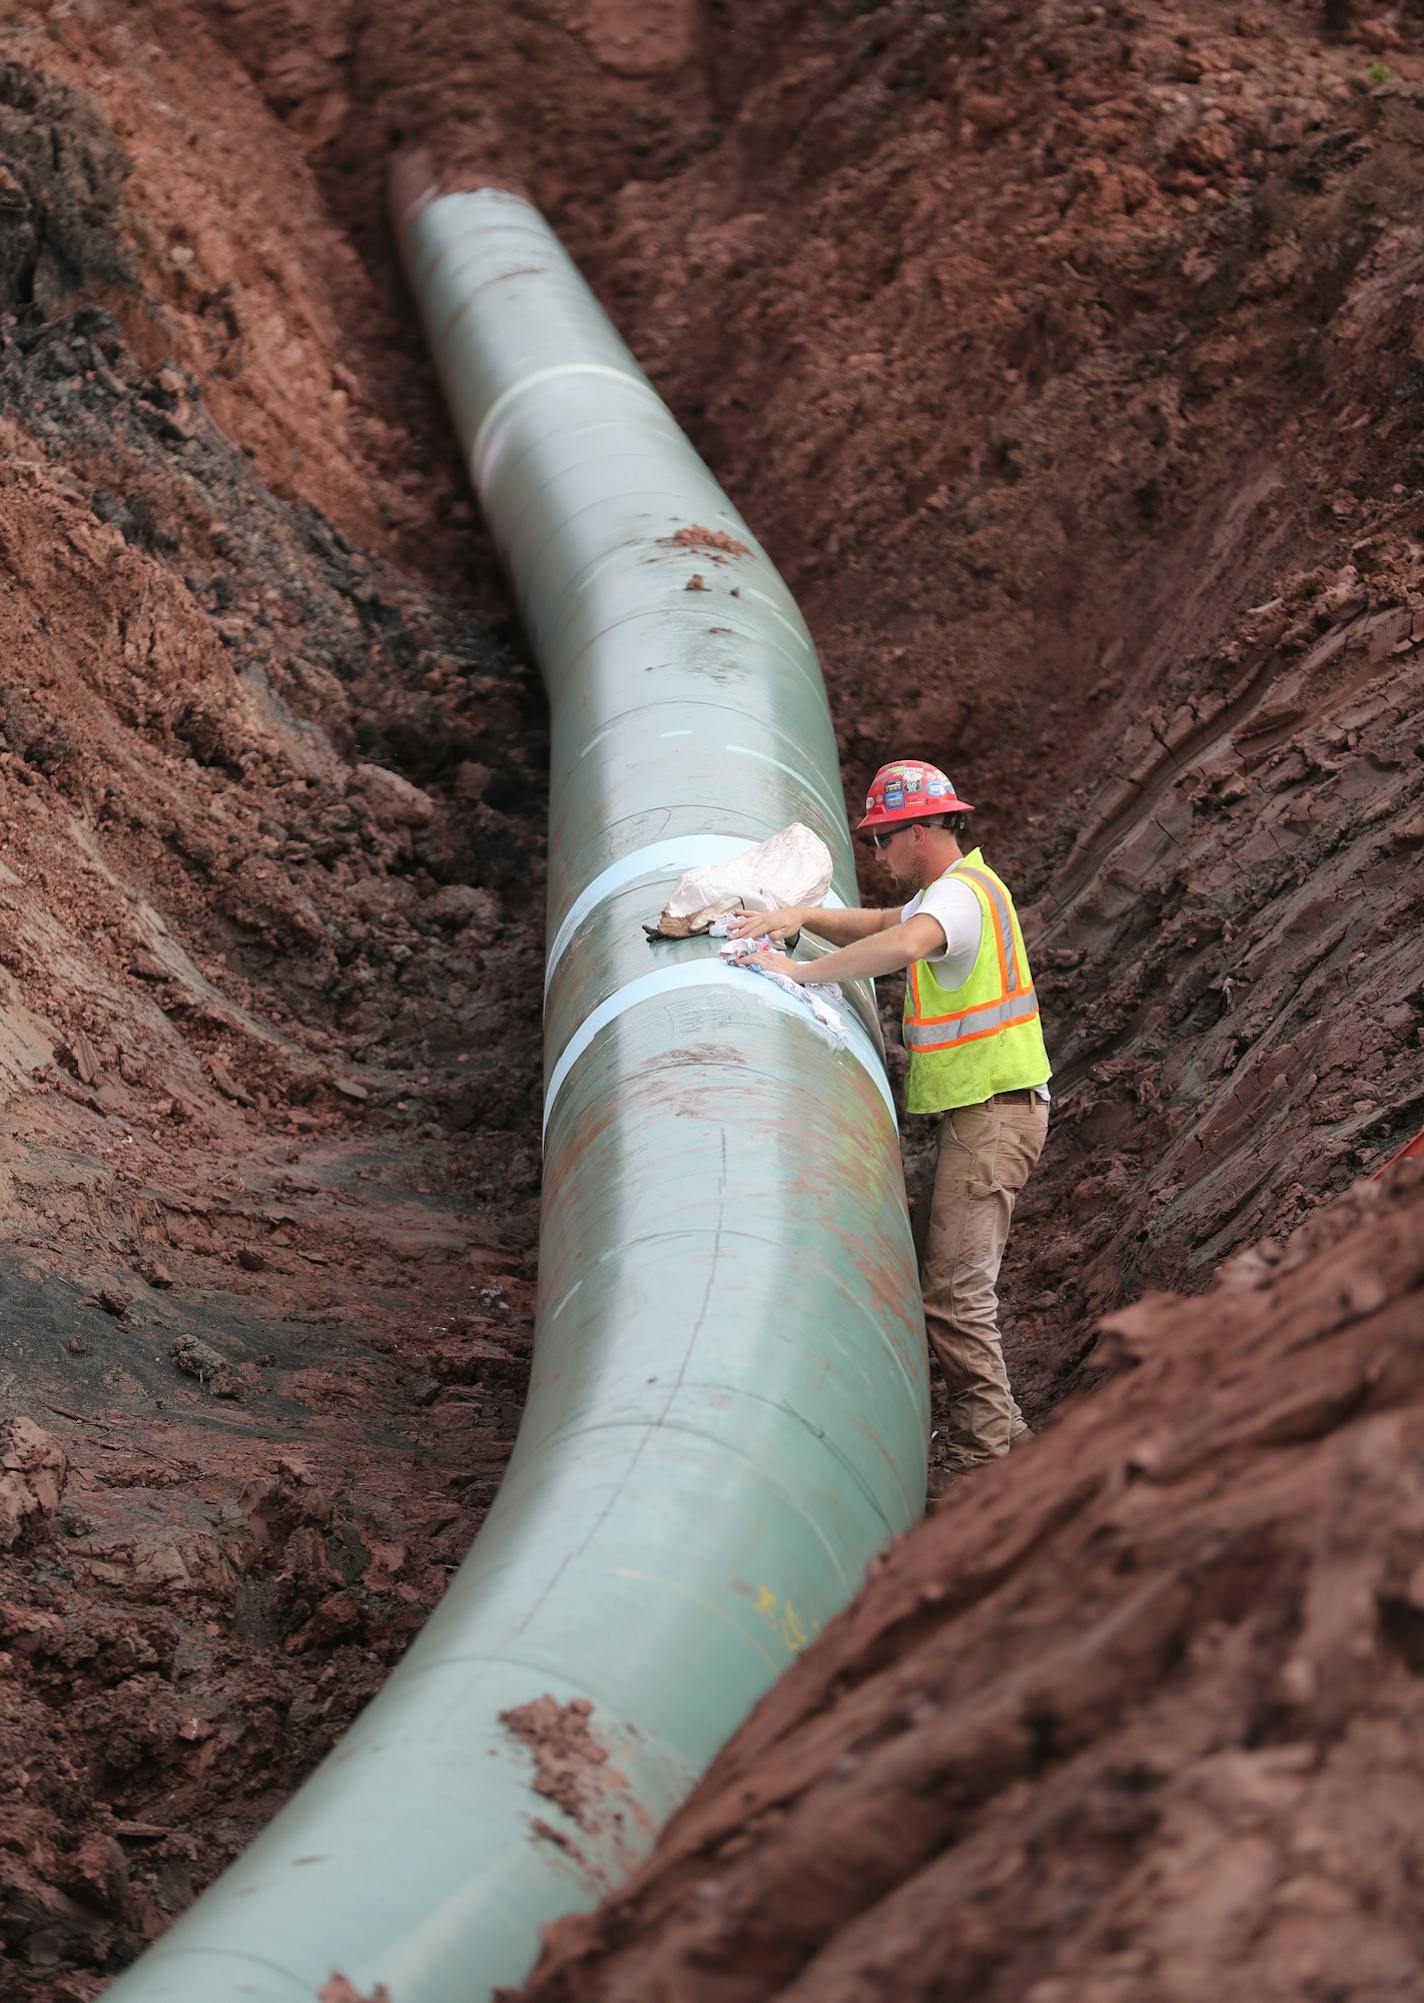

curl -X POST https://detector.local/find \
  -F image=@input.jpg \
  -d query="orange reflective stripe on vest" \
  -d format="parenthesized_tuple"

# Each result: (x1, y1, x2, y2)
(902, 986, 1041, 1050)
(903, 863, 1039, 1046)
(901, 850, 1051, 1114)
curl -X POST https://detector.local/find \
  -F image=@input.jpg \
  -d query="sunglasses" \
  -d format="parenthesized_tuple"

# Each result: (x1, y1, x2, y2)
(870, 827, 902, 852)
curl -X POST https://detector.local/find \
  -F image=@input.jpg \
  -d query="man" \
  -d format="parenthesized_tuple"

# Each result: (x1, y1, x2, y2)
(728, 758, 1051, 1478)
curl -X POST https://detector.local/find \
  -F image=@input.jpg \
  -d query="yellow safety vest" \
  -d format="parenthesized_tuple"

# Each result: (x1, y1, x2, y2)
(902, 848, 1051, 1114)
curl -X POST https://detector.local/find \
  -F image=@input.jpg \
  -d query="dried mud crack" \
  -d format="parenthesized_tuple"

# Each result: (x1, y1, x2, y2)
(0, 0, 1420, 1999)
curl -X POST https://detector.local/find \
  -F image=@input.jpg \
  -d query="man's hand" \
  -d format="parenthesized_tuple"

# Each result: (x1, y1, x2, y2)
(739, 948, 803, 982)
(726, 905, 805, 943)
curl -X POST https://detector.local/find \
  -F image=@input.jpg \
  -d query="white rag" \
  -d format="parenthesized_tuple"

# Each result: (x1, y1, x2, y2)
(718, 936, 850, 1049)
(656, 824, 833, 936)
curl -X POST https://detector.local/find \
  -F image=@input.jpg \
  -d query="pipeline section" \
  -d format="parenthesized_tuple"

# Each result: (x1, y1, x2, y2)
(103, 181, 928, 2002)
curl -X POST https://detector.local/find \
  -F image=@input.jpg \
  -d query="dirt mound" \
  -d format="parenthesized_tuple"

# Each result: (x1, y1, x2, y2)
(512, 1159, 1424, 2003)
(0, 14, 544, 1992)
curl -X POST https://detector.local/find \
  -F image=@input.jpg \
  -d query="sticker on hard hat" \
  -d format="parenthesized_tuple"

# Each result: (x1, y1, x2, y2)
(856, 756, 973, 827)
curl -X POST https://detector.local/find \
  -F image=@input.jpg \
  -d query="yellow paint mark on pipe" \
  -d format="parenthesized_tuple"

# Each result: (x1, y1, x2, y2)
(612, 1568, 783, 1671)
(753, 1583, 815, 1655)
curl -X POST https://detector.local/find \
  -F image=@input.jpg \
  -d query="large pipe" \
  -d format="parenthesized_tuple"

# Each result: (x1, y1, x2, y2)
(104, 180, 927, 2003)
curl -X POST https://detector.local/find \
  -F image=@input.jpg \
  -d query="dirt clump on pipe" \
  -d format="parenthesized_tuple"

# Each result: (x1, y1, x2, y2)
(663, 525, 752, 559)
(501, 1696, 610, 1832)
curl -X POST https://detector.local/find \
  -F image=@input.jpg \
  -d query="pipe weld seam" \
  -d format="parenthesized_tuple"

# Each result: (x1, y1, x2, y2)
(472, 364, 663, 480)
(522, 1405, 900, 1542)
(542, 959, 894, 1138)
(539, 594, 826, 708)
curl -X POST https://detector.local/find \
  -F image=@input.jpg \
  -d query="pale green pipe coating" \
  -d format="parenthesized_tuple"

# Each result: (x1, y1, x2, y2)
(103, 182, 927, 2003)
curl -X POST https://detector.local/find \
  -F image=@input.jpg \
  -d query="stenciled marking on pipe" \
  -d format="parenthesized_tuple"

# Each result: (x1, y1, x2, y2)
(542, 959, 894, 1139)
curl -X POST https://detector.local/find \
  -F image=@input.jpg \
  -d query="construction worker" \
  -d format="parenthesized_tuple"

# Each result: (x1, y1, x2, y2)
(728, 759, 1051, 1479)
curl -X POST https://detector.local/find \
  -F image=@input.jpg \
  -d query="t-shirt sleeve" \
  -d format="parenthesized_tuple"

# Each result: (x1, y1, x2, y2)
(903, 878, 983, 972)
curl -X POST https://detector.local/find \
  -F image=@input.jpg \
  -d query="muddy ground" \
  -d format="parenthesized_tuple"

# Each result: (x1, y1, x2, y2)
(0, 0, 1420, 1996)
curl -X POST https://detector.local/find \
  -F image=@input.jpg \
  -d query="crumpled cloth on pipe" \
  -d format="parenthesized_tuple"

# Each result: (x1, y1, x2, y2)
(651, 823, 833, 938)
(718, 936, 850, 1049)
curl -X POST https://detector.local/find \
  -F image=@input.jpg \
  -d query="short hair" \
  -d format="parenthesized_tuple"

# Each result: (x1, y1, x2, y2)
(917, 811, 971, 838)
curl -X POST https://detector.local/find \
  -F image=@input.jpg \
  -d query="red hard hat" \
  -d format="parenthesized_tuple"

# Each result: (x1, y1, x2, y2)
(856, 758, 975, 830)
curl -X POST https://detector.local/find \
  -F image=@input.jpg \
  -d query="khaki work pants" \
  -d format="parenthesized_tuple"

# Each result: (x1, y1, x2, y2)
(918, 1093, 1048, 1469)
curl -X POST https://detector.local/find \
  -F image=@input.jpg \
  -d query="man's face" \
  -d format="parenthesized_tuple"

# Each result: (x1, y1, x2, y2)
(868, 821, 918, 887)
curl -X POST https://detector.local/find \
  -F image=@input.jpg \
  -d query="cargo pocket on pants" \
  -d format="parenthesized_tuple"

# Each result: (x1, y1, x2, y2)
(943, 1106, 1001, 1200)
(993, 1107, 1046, 1198)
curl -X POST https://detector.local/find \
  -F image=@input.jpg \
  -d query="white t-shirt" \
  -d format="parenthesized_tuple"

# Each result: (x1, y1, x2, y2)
(901, 872, 1051, 1103)
(900, 874, 983, 988)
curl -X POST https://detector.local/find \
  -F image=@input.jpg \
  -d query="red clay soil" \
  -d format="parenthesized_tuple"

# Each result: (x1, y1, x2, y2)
(0, 15, 545, 1992)
(0, 0, 1419, 1997)
(512, 1160, 1424, 2003)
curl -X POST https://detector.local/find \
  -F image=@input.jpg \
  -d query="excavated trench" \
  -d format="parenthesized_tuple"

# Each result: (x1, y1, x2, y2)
(0, 1, 1421, 1998)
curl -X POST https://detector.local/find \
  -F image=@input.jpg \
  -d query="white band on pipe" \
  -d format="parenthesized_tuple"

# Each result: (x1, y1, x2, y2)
(545, 837, 752, 992)
(543, 959, 894, 1140)
(544, 836, 847, 993)
(472, 363, 663, 482)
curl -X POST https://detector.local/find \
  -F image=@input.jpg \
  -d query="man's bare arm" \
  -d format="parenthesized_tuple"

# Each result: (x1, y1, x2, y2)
(724, 902, 901, 947)
(737, 911, 947, 987)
